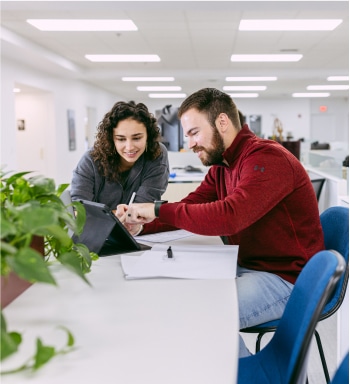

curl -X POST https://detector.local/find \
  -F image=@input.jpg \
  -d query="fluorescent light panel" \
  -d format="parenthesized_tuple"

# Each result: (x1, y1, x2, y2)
(27, 19, 137, 31)
(85, 55, 160, 62)
(122, 77, 175, 82)
(327, 76, 349, 81)
(226, 77, 277, 81)
(223, 86, 267, 91)
(137, 86, 181, 91)
(292, 93, 330, 98)
(148, 93, 186, 99)
(307, 85, 349, 91)
(239, 19, 342, 31)
(231, 54, 302, 62)
(228, 93, 259, 98)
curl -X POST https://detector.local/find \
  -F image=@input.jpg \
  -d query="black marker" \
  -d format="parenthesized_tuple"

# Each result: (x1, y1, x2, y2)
(167, 246, 173, 258)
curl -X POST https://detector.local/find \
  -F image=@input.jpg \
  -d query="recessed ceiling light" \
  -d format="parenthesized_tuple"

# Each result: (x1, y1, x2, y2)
(292, 93, 330, 98)
(231, 54, 302, 62)
(27, 19, 138, 31)
(327, 76, 349, 81)
(13, 88, 21, 93)
(228, 93, 259, 98)
(307, 85, 349, 91)
(148, 93, 186, 99)
(122, 77, 175, 82)
(239, 19, 342, 31)
(223, 86, 267, 91)
(225, 77, 277, 81)
(137, 86, 181, 91)
(85, 55, 160, 62)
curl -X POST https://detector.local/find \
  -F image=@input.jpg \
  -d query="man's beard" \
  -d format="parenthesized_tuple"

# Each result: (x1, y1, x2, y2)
(193, 128, 225, 166)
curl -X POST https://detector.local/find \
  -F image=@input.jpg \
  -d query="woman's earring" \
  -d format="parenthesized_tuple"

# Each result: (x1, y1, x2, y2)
(145, 142, 148, 152)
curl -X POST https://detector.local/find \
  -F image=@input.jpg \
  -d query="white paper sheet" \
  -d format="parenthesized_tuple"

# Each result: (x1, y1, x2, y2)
(121, 243, 238, 280)
(135, 229, 194, 243)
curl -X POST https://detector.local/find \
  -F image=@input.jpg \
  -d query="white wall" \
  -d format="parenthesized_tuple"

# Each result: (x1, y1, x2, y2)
(1, 57, 349, 185)
(1, 57, 122, 185)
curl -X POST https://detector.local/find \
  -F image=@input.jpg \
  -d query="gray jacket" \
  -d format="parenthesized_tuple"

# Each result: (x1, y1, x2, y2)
(71, 143, 169, 209)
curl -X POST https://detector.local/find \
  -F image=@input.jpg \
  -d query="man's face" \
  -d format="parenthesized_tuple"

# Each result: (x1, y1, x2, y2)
(181, 108, 225, 166)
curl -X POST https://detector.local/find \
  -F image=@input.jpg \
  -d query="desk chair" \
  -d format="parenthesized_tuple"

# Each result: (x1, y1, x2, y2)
(238, 250, 346, 384)
(241, 206, 349, 383)
(330, 352, 349, 384)
(311, 178, 326, 201)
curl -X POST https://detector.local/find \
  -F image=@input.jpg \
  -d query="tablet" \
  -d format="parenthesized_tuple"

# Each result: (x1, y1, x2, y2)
(72, 199, 151, 256)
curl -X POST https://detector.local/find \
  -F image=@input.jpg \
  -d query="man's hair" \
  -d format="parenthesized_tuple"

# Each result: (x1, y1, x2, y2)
(178, 88, 241, 130)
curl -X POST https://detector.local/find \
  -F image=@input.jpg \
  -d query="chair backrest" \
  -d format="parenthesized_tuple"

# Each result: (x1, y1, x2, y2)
(320, 206, 349, 318)
(330, 352, 349, 384)
(266, 250, 346, 384)
(311, 178, 326, 201)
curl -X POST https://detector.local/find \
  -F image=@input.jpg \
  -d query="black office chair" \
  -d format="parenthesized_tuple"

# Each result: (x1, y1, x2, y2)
(240, 206, 349, 383)
(311, 178, 326, 201)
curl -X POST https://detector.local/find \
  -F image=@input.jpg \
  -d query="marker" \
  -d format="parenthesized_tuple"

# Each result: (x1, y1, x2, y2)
(127, 192, 136, 217)
(167, 246, 173, 258)
(128, 192, 136, 205)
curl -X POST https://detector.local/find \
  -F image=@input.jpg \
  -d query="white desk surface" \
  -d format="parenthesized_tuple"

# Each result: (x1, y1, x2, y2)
(1, 235, 238, 384)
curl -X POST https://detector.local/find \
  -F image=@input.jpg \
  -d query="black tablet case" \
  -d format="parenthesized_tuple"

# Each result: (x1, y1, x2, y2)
(72, 200, 150, 256)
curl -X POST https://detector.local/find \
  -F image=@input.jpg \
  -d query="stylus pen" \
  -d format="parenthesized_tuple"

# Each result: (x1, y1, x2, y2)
(128, 192, 136, 205)
(167, 246, 173, 258)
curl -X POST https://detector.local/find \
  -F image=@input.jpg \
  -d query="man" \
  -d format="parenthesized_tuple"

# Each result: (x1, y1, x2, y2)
(118, 88, 324, 355)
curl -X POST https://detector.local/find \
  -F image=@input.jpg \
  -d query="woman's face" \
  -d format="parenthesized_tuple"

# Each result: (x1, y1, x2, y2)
(113, 118, 147, 170)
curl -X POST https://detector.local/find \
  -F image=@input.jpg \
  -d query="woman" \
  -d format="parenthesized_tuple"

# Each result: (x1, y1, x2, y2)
(71, 101, 169, 213)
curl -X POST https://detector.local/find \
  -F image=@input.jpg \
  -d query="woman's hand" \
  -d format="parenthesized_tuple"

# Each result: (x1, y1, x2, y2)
(114, 204, 129, 223)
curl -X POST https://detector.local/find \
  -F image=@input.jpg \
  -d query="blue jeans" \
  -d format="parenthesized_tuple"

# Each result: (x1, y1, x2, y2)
(236, 265, 294, 357)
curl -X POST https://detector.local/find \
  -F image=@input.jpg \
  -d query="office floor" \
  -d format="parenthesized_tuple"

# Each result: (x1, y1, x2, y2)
(240, 315, 338, 383)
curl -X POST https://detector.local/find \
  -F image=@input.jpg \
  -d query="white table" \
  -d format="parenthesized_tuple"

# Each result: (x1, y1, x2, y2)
(1, 235, 238, 384)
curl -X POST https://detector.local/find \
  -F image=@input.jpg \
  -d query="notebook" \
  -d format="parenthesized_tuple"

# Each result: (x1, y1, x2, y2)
(72, 199, 151, 256)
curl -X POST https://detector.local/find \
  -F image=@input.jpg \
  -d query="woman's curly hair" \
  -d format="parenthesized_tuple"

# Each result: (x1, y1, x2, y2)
(91, 101, 161, 181)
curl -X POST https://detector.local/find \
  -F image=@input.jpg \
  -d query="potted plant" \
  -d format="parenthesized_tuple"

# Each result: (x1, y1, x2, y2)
(0, 170, 98, 373)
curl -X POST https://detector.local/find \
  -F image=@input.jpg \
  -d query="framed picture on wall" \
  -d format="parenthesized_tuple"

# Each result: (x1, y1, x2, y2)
(67, 109, 76, 151)
(17, 119, 25, 131)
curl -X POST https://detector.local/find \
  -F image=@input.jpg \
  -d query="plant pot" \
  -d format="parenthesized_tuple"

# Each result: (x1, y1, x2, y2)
(1, 236, 44, 309)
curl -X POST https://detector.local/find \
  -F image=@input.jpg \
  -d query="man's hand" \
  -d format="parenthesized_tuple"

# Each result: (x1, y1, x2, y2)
(125, 203, 156, 224)
(114, 203, 146, 236)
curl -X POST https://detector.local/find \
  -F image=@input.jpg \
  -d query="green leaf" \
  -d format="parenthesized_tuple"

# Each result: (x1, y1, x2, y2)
(57, 251, 90, 285)
(29, 175, 56, 196)
(45, 225, 73, 248)
(0, 216, 17, 239)
(1, 312, 22, 361)
(56, 184, 69, 196)
(6, 248, 57, 285)
(71, 201, 86, 235)
(58, 326, 75, 348)
(0, 240, 18, 256)
(33, 339, 56, 370)
(1, 331, 22, 361)
(20, 206, 59, 234)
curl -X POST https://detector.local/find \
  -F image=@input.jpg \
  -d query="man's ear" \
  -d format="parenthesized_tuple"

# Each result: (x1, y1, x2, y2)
(215, 113, 229, 133)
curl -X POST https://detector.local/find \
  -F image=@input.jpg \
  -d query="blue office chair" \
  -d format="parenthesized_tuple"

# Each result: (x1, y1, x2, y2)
(330, 352, 349, 384)
(241, 206, 349, 383)
(238, 250, 346, 384)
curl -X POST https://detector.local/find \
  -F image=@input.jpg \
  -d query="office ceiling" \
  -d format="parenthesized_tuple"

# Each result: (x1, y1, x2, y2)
(1, 1, 349, 102)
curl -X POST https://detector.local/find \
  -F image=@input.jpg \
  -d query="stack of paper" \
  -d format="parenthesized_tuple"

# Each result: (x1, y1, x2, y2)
(121, 243, 238, 280)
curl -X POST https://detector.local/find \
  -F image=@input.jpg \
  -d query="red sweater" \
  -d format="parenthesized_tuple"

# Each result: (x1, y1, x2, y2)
(144, 126, 324, 284)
